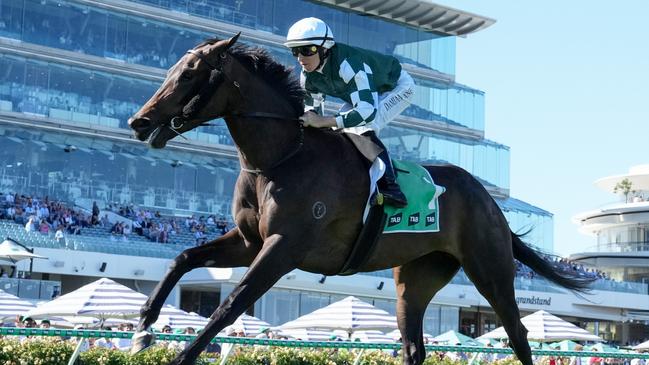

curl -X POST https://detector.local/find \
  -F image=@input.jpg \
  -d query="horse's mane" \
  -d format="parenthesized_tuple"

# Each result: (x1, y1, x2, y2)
(197, 38, 305, 117)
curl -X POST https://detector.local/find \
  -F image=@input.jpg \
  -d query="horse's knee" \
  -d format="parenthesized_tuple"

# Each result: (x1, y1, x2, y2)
(168, 252, 191, 272)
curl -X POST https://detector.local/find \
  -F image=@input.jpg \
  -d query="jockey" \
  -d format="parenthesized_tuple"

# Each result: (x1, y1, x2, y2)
(284, 17, 414, 208)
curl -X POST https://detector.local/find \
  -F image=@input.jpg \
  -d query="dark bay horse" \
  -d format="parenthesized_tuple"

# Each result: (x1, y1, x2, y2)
(127, 34, 592, 365)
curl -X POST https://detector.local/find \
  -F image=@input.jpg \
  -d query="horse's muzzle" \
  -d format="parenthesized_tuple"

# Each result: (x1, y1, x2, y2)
(128, 117, 153, 141)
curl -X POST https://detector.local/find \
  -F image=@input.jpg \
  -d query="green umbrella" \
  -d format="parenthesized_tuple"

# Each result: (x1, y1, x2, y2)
(549, 340, 580, 351)
(433, 330, 481, 346)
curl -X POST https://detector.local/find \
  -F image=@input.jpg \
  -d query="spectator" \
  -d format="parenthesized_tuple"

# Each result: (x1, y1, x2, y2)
(91, 201, 100, 225)
(132, 219, 143, 236)
(40, 319, 51, 329)
(588, 348, 603, 365)
(25, 216, 37, 232)
(100, 214, 110, 227)
(94, 327, 116, 349)
(195, 230, 206, 245)
(39, 220, 50, 234)
(55, 226, 65, 243)
(216, 216, 228, 235)
(113, 323, 133, 351)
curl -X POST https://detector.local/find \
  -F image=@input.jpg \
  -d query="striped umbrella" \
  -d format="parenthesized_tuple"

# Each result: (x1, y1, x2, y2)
(152, 307, 210, 330)
(280, 296, 397, 335)
(0, 289, 36, 322)
(24, 277, 179, 322)
(219, 314, 271, 337)
(351, 330, 393, 343)
(478, 310, 602, 342)
(280, 328, 336, 341)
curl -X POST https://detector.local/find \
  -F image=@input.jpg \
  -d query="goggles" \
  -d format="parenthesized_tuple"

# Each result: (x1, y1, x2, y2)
(291, 45, 318, 57)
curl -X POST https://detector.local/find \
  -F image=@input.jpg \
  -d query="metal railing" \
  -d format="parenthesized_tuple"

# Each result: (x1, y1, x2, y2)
(0, 327, 646, 360)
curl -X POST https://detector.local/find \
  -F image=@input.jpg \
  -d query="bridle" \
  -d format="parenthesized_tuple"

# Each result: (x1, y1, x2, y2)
(166, 47, 304, 175)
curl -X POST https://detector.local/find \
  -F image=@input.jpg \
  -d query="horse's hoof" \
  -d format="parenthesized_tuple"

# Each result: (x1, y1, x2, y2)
(131, 330, 155, 355)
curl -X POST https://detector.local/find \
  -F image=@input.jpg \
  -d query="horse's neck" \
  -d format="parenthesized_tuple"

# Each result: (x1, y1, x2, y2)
(226, 117, 300, 170)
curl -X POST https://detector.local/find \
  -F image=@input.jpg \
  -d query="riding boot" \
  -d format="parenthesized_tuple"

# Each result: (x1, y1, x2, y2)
(363, 131, 408, 208)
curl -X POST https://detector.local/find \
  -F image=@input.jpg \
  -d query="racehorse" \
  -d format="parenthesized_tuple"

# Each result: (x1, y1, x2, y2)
(127, 34, 592, 365)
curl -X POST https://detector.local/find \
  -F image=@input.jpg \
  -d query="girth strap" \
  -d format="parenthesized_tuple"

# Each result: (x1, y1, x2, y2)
(337, 195, 387, 276)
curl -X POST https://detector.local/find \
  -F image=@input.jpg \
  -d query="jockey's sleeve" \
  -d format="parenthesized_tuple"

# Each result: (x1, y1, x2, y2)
(301, 72, 324, 115)
(334, 57, 378, 128)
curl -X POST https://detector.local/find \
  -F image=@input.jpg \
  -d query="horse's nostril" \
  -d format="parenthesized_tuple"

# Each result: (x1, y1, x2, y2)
(128, 117, 150, 129)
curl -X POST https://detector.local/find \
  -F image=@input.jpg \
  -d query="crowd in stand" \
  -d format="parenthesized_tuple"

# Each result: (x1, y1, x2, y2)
(0, 192, 233, 249)
(0, 193, 93, 239)
(515, 256, 613, 282)
(106, 203, 231, 245)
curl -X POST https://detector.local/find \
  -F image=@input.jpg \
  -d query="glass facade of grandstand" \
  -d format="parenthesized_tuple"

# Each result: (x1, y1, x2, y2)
(0, 0, 568, 330)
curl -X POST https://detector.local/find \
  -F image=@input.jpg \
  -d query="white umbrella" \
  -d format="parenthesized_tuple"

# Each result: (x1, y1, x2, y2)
(386, 329, 433, 342)
(351, 330, 393, 343)
(280, 328, 336, 341)
(432, 330, 482, 346)
(25, 277, 179, 321)
(0, 288, 36, 322)
(634, 340, 649, 351)
(219, 314, 271, 337)
(152, 306, 209, 330)
(0, 238, 47, 263)
(479, 310, 602, 342)
(280, 296, 397, 335)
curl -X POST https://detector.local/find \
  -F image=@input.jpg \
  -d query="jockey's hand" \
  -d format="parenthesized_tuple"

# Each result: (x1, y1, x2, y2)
(300, 111, 337, 128)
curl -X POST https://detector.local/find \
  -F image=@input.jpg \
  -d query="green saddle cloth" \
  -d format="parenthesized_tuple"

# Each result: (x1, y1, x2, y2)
(383, 160, 444, 234)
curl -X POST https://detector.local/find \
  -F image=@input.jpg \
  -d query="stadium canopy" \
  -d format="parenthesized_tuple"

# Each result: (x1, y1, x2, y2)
(314, 0, 495, 36)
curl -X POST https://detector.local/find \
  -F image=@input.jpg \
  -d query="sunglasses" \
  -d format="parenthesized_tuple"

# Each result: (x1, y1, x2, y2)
(291, 45, 318, 57)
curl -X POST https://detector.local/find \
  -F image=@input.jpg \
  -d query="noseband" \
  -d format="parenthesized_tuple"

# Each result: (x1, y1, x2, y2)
(167, 48, 303, 175)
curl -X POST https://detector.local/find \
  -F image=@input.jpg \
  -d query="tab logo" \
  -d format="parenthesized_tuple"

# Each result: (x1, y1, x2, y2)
(388, 213, 402, 227)
(408, 213, 420, 226)
(425, 213, 436, 226)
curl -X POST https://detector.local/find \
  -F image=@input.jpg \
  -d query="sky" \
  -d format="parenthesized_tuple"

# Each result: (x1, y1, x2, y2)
(442, 1, 649, 256)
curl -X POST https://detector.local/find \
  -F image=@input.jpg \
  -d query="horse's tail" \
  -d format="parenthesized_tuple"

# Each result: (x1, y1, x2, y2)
(511, 232, 594, 293)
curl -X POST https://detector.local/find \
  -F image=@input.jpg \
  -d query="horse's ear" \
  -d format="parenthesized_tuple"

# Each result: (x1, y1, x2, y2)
(226, 32, 241, 49)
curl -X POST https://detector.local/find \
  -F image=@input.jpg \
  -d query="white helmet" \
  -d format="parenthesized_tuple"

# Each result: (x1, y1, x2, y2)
(284, 17, 335, 49)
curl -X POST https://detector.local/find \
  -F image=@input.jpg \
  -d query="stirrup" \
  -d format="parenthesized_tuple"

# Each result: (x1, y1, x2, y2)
(382, 190, 408, 208)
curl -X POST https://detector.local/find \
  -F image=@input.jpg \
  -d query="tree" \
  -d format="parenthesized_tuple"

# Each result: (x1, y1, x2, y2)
(613, 178, 635, 203)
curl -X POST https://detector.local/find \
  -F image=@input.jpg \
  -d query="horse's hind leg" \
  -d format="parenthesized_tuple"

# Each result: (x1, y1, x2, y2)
(132, 228, 254, 354)
(461, 233, 533, 365)
(394, 252, 460, 365)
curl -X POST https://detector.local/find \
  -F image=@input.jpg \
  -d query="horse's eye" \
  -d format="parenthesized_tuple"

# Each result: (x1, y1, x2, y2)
(220, 53, 227, 59)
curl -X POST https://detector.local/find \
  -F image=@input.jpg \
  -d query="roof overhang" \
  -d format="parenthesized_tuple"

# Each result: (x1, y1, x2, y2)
(313, 0, 495, 36)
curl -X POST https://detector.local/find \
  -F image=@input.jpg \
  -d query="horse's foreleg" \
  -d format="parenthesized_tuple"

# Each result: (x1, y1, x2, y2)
(394, 252, 460, 365)
(168, 233, 296, 365)
(132, 228, 254, 354)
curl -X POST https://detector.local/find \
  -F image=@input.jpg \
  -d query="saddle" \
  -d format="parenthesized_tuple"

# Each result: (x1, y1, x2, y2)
(336, 132, 444, 275)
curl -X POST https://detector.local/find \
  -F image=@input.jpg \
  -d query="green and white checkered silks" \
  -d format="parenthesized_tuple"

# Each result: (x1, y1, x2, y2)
(335, 59, 378, 128)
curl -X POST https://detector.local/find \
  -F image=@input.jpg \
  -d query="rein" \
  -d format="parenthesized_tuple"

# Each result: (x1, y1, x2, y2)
(168, 48, 304, 175)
